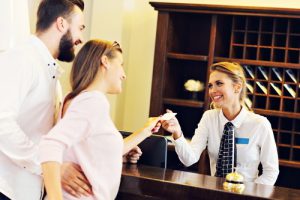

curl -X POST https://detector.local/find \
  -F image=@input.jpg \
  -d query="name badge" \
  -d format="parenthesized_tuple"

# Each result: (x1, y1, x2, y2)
(235, 137, 249, 144)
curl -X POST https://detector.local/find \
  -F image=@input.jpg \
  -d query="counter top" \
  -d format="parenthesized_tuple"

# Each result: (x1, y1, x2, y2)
(117, 164, 300, 200)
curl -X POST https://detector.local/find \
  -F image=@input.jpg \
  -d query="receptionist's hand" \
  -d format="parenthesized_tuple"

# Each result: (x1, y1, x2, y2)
(161, 109, 182, 140)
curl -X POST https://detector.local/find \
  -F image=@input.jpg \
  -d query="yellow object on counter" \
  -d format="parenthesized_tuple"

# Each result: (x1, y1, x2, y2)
(223, 171, 245, 194)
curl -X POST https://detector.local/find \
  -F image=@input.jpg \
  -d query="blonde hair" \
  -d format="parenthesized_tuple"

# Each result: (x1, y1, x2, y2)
(209, 62, 247, 109)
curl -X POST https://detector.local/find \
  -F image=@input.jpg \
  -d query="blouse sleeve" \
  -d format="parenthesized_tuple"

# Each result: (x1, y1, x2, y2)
(255, 118, 279, 185)
(39, 100, 91, 164)
(174, 111, 209, 167)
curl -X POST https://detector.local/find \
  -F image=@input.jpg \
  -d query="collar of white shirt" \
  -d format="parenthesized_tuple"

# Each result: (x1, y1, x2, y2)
(219, 106, 248, 129)
(29, 35, 64, 78)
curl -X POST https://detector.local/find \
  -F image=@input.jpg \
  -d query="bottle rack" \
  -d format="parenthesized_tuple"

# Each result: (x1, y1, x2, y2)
(243, 64, 300, 166)
(230, 16, 300, 64)
(244, 65, 300, 114)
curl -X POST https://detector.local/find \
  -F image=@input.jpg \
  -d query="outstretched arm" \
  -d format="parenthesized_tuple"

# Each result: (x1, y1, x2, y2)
(161, 110, 209, 167)
(123, 117, 160, 155)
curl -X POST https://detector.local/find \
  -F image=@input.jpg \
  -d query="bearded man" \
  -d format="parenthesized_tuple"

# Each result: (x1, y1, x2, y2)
(0, 1, 87, 199)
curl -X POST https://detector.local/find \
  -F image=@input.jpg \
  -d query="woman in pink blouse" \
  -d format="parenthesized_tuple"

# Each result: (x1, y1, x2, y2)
(39, 39, 160, 200)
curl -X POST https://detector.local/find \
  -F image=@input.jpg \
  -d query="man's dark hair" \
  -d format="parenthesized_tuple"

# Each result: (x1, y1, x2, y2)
(36, 0, 84, 32)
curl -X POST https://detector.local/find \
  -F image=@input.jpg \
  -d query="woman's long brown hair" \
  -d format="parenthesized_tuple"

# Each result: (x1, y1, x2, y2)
(63, 39, 122, 110)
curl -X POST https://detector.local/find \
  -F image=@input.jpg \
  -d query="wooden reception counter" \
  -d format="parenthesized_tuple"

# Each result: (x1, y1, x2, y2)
(117, 164, 300, 200)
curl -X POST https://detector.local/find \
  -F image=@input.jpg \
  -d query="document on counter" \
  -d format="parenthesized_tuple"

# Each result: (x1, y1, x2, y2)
(270, 83, 282, 96)
(272, 68, 282, 81)
(284, 84, 296, 98)
(285, 69, 297, 83)
(244, 65, 255, 79)
(258, 66, 268, 80)
(245, 97, 252, 109)
(246, 82, 254, 93)
(256, 81, 267, 94)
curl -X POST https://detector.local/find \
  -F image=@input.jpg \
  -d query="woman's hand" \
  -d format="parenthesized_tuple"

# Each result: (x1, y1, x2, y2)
(123, 117, 161, 155)
(123, 146, 142, 164)
(142, 117, 161, 137)
(161, 109, 182, 140)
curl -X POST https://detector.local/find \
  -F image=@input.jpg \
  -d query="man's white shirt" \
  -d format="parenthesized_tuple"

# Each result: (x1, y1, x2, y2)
(0, 35, 62, 200)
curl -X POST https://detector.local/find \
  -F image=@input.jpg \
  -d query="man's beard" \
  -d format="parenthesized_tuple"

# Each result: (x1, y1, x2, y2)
(57, 30, 75, 62)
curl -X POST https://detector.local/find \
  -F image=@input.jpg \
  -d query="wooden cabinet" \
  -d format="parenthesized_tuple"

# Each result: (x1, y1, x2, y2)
(149, 2, 300, 177)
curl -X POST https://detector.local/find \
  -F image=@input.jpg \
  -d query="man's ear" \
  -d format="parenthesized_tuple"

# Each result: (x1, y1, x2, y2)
(56, 17, 68, 33)
(101, 55, 109, 69)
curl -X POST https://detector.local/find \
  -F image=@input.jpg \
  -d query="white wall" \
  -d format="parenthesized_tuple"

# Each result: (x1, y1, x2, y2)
(0, 0, 30, 51)
(118, 1, 157, 131)
(88, 0, 124, 126)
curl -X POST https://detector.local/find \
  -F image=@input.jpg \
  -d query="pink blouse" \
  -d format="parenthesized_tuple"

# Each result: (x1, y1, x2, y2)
(39, 91, 124, 200)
